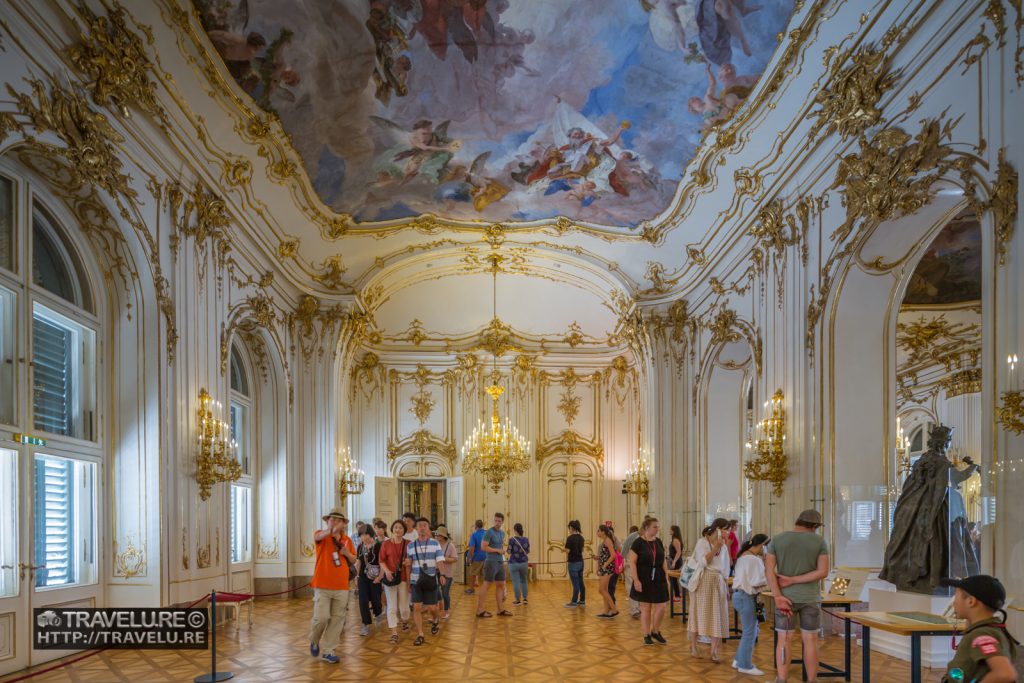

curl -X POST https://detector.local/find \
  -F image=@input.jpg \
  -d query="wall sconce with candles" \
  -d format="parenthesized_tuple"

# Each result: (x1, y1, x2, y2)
(195, 388, 241, 501)
(895, 415, 911, 482)
(338, 447, 365, 503)
(625, 451, 651, 505)
(743, 389, 788, 497)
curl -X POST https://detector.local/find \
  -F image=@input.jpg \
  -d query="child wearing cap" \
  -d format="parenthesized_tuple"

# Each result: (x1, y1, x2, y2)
(942, 574, 1019, 682)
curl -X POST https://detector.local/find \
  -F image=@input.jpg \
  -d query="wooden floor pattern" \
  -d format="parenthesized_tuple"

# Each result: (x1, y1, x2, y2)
(4, 580, 946, 682)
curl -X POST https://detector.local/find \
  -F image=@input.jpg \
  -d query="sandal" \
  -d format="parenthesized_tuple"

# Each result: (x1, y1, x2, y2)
(431, 620, 440, 635)
(413, 635, 425, 646)
(689, 645, 701, 657)
(389, 634, 399, 644)
(710, 652, 721, 663)
(476, 611, 492, 618)
(497, 610, 513, 617)
(607, 611, 619, 617)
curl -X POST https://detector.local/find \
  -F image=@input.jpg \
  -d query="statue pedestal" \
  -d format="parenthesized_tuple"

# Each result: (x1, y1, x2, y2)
(865, 587, 954, 668)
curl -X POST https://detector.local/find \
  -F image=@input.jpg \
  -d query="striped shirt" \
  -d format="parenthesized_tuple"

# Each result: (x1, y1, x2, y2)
(406, 537, 444, 583)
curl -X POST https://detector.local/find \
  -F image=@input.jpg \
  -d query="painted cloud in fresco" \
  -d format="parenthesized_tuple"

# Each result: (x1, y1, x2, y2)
(194, 0, 795, 227)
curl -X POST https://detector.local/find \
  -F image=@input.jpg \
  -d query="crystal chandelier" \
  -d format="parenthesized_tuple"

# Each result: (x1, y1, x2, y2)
(338, 447, 365, 502)
(195, 388, 240, 501)
(461, 256, 532, 493)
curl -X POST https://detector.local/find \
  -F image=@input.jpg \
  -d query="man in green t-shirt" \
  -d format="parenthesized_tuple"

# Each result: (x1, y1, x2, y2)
(940, 575, 1018, 682)
(766, 509, 830, 683)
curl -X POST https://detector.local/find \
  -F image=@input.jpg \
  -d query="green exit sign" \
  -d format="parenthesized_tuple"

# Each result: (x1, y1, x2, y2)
(13, 433, 47, 446)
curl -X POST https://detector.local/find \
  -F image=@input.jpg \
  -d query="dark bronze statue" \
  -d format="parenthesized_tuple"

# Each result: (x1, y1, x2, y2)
(880, 424, 965, 593)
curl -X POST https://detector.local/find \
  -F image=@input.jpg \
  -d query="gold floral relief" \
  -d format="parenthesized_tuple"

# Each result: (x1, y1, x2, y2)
(387, 429, 457, 466)
(113, 538, 146, 578)
(257, 536, 279, 560)
(535, 431, 604, 466)
(896, 314, 980, 368)
(66, 1, 166, 121)
(557, 386, 582, 426)
(806, 42, 900, 141)
(410, 388, 435, 426)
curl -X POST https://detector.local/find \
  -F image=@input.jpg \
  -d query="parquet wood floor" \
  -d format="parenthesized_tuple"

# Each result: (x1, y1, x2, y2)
(4, 580, 946, 682)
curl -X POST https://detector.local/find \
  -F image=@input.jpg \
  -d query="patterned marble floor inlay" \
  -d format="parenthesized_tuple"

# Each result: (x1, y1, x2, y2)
(4, 580, 947, 682)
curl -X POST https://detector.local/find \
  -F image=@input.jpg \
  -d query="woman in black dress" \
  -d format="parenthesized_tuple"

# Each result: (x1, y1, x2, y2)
(628, 517, 670, 645)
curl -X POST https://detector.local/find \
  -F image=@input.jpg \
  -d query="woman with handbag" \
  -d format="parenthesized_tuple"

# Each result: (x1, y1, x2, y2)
(379, 519, 411, 643)
(732, 533, 770, 676)
(627, 517, 670, 645)
(689, 518, 732, 662)
(669, 525, 684, 603)
(596, 524, 620, 618)
(507, 523, 531, 605)
(355, 527, 384, 636)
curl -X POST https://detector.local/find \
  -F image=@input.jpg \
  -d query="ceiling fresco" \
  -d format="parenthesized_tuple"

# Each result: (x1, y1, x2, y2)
(193, 0, 795, 228)
(902, 210, 982, 306)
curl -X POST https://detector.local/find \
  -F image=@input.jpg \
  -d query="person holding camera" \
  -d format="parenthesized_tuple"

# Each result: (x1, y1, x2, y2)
(308, 510, 356, 664)
(732, 533, 770, 676)
(405, 517, 447, 646)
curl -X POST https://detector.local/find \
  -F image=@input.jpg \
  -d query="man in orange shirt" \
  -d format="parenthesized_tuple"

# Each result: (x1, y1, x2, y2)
(309, 510, 356, 664)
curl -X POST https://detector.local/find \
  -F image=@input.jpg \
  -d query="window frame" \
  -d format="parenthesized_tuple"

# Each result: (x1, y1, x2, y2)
(31, 450, 99, 592)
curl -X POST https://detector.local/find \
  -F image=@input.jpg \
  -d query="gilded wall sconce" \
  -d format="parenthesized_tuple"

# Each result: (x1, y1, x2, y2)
(624, 454, 651, 506)
(743, 389, 788, 496)
(338, 447, 365, 503)
(195, 388, 241, 500)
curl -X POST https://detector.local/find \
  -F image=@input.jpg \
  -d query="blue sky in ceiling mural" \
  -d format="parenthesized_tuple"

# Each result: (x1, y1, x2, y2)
(194, 0, 795, 227)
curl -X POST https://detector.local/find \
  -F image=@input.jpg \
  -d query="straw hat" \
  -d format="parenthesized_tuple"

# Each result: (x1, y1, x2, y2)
(434, 525, 451, 539)
(322, 510, 348, 523)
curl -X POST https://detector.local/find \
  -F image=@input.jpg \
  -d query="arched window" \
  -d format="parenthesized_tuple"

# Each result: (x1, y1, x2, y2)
(29, 204, 96, 440)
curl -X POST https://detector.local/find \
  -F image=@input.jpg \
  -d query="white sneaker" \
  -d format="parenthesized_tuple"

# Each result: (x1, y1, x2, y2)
(731, 660, 737, 669)
(736, 665, 765, 675)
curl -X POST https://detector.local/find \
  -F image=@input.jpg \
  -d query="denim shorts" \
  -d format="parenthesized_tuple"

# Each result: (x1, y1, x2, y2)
(774, 601, 821, 631)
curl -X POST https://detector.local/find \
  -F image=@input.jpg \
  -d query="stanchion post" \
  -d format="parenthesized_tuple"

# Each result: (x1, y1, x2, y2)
(195, 590, 234, 682)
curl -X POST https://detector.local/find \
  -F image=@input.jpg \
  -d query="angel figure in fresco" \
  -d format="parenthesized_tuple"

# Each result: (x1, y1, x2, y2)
(688, 62, 747, 130)
(366, 1, 414, 104)
(695, 0, 762, 64)
(371, 117, 463, 185)
(250, 29, 301, 110)
(435, 151, 510, 211)
(642, 0, 695, 54)
(415, 0, 497, 63)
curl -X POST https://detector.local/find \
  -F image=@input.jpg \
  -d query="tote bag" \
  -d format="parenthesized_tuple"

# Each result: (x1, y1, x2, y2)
(679, 552, 703, 592)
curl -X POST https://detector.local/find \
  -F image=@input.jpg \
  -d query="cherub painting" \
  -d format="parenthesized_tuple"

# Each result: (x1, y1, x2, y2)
(371, 118, 463, 185)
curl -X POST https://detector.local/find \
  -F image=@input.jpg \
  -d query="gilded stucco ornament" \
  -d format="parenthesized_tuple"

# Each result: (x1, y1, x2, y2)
(113, 538, 146, 578)
(830, 118, 960, 245)
(706, 305, 763, 375)
(558, 385, 582, 425)
(387, 429, 457, 466)
(287, 294, 350, 359)
(996, 391, 1024, 435)
(962, 149, 1019, 265)
(535, 431, 604, 467)
(66, 2, 166, 121)
(312, 255, 350, 291)
(806, 42, 900, 141)
(167, 180, 233, 289)
(256, 536, 279, 560)
(896, 314, 980, 368)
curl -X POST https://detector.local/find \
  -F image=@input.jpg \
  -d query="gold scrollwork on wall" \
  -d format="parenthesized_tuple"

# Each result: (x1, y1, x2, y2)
(113, 538, 146, 578)
(181, 527, 190, 570)
(66, 1, 166, 121)
(166, 180, 233, 288)
(940, 369, 982, 398)
(257, 536, 279, 560)
(387, 429, 457, 466)
(806, 42, 900, 141)
(300, 543, 315, 558)
(705, 305, 763, 376)
(996, 391, 1024, 435)
(830, 118, 961, 245)
(196, 541, 211, 569)
(535, 431, 604, 467)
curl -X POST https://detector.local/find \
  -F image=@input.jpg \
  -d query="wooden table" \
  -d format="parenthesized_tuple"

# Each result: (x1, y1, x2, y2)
(761, 592, 862, 681)
(834, 611, 961, 683)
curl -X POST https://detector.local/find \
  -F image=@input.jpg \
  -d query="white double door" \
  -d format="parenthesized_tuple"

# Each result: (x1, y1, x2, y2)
(0, 445, 101, 676)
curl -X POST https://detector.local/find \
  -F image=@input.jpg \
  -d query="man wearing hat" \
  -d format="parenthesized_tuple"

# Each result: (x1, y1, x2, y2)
(941, 575, 1019, 682)
(308, 510, 356, 664)
(765, 509, 830, 683)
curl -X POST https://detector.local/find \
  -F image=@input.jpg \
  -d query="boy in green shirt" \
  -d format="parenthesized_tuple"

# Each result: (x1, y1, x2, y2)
(941, 575, 1018, 683)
